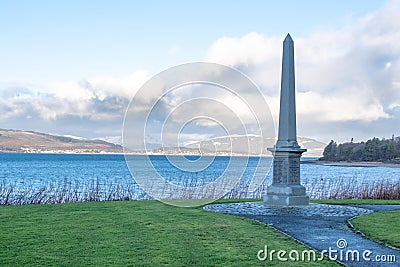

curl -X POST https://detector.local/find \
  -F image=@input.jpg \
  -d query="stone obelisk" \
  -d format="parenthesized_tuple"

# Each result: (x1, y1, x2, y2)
(264, 34, 309, 206)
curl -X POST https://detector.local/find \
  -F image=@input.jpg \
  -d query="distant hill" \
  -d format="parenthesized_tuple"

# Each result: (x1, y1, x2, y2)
(0, 129, 123, 153)
(184, 135, 325, 157)
(0, 129, 326, 156)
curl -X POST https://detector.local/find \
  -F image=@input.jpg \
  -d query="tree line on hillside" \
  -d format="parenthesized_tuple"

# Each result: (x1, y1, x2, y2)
(321, 135, 400, 163)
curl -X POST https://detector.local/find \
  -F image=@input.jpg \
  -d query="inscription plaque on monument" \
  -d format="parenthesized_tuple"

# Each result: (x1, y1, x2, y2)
(289, 157, 300, 184)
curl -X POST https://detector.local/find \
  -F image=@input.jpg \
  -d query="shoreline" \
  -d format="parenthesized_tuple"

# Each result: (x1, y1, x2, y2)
(302, 160, 400, 168)
(0, 151, 274, 158)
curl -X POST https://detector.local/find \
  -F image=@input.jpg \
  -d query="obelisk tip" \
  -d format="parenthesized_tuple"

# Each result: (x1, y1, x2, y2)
(284, 33, 293, 42)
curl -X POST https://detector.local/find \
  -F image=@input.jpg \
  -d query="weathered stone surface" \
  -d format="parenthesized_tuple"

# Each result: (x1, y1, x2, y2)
(272, 153, 302, 184)
(264, 34, 308, 206)
(276, 34, 297, 145)
(204, 202, 372, 217)
(263, 193, 309, 206)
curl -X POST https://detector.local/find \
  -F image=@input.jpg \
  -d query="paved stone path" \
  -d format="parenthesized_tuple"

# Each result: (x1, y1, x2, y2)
(204, 202, 400, 266)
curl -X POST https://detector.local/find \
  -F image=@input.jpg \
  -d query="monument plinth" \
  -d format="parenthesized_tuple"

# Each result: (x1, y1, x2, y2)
(264, 34, 309, 206)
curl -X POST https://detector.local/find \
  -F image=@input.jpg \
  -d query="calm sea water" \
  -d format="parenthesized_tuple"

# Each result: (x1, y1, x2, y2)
(0, 153, 399, 200)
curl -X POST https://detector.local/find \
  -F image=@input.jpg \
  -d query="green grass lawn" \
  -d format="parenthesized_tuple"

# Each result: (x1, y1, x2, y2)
(350, 210, 400, 249)
(1, 199, 399, 266)
(0, 200, 338, 267)
(315, 199, 400, 249)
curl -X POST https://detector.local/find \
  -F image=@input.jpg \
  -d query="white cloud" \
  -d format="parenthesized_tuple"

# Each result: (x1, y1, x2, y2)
(85, 70, 149, 100)
(297, 91, 390, 122)
(0, 70, 149, 122)
(206, 32, 280, 66)
(204, 0, 400, 142)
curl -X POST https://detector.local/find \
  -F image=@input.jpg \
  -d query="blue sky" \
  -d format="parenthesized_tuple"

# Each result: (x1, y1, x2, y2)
(1, 1, 383, 81)
(1, 1, 399, 145)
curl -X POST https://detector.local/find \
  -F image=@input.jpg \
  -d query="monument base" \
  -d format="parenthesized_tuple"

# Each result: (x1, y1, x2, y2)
(263, 184, 309, 206)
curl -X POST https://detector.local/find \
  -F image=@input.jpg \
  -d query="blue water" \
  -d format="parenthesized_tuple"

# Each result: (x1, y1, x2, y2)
(0, 153, 131, 187)
(0, 153, 399, 201)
